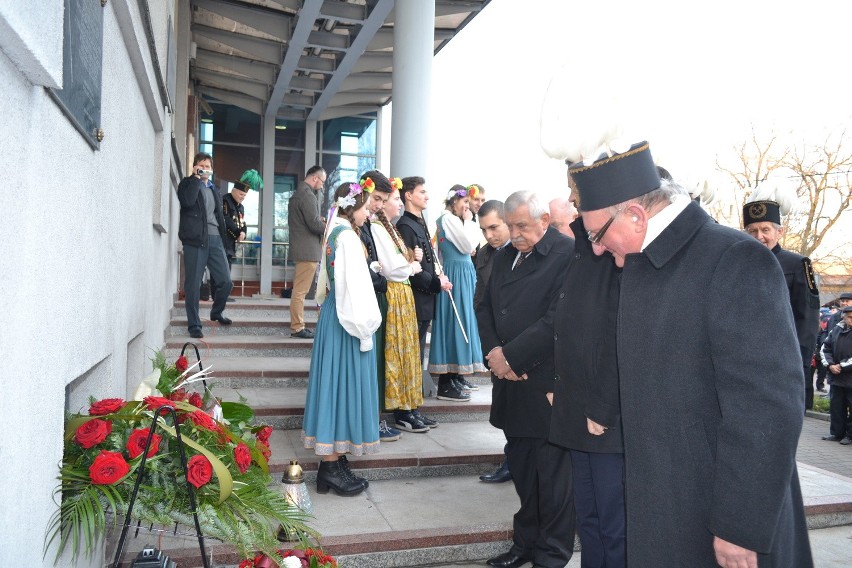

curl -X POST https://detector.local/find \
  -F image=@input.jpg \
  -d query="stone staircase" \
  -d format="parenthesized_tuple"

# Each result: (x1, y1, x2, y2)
(132, 297, 516, 567)
(115, 297, 852, 568)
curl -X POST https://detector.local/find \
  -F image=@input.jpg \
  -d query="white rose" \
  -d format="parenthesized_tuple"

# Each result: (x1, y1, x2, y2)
(282, 557, 302, 568)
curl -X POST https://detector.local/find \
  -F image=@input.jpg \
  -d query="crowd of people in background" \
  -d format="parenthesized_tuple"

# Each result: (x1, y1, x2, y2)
(176, 145, 844, 567)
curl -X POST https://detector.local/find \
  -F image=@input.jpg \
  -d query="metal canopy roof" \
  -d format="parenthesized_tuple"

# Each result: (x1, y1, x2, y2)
(190, 0, 490, 122)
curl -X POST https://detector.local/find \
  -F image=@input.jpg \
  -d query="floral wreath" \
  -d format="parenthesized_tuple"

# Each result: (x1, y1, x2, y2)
(466, 184, 481, 199)
(336, 177, 376, 208)
(390, 177, 403, 191)
(447, 187, 468, 200)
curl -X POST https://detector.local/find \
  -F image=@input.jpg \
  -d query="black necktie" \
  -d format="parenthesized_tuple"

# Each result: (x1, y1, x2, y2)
(514, 251, 530, 270)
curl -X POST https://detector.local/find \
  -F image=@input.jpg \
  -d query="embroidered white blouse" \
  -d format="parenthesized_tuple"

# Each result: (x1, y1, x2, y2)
(315, 217, 381, 351)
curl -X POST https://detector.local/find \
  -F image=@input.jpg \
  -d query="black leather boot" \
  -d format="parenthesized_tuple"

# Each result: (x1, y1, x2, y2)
(316, 459, 365, 496)
(337, 455, 368, 489)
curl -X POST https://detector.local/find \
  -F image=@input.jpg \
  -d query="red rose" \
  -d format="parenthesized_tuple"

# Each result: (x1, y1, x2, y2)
(188, 392, 204, 408)
(74, 419, 112, 448)
(143, 396, 174, 411)
(167, 388, 187, 402)
(256, 440, 271, 460)
(189, 410, 220, 432)
(175, 356, 188, 372)
(126, 428, 161, 459)
(256, 425, 273, 443)
(238, 561, 254, 568)
(89, 398, 125, 416)
(186, 455, 212, 488)
(233, 442, 251, 474)
(89, 450, 130, 485)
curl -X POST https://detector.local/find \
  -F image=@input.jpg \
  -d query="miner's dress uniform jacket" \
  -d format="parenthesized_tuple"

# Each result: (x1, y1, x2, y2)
(222, 193, 246, 259)
(476, 226, 573, 438)
(772, 243, 820, 366)
(396, 211, 442, 321)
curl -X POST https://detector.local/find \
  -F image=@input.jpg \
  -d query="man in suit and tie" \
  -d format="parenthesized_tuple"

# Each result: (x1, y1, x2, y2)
(476, 190, 576, 568)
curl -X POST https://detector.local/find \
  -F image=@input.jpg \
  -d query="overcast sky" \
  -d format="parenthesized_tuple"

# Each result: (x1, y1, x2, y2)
(424, 0, 852, 224)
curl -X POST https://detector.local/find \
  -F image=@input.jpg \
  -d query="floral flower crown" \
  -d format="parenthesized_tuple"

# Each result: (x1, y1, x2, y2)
(466, 184, 481, 199)
(390, 177, 403, 191)
(447, 187, 468, 200)
(336, 177, 376, 208)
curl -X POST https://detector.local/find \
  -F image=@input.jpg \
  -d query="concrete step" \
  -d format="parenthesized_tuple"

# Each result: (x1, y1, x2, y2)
(172, 298, 316, 319)
(207, 383, 494, 431)
(166, 335, 317, 358)
(168, 316, 312, 337)
(172, 356, 490, 389)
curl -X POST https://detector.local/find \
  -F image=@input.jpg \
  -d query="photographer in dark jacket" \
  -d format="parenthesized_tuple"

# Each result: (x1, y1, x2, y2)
(177, 152, 233, 338)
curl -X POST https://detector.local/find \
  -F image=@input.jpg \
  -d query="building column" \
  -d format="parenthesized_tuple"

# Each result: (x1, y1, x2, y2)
(390, 0, 433, 177)
(259, 114, 275, 296)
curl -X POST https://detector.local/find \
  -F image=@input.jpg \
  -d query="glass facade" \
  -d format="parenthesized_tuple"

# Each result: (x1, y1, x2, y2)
(197, 101, 377, 284)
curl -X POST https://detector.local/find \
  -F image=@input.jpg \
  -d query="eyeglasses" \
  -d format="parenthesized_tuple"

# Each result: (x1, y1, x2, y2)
(587, 210, 621, 244)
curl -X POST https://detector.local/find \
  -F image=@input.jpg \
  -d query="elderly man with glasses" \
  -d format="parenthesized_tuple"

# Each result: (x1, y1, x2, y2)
(574, 141, 811, 568)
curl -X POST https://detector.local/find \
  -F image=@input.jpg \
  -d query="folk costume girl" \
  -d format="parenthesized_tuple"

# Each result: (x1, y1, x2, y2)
(428, 185, 487, 400)
(301, 181, 381, 497)
(370, 177, 439, 433)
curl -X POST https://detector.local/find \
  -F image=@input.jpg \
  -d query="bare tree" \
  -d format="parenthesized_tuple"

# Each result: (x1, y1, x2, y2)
(715, 126, 852, 260)
(783, 129, 852, 257)
(714, 127, 788, 227)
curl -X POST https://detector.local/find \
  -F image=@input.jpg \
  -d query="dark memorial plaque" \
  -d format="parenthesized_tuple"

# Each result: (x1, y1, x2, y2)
(48, 0, 104, 149)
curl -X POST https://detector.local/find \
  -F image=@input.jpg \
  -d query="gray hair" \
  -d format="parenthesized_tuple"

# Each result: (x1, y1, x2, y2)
(505, 190, 548, 220)
(606, 178, 690, 215)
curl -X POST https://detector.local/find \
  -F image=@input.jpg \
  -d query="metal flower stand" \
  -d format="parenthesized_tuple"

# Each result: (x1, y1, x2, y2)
(109, 405, 211, 568)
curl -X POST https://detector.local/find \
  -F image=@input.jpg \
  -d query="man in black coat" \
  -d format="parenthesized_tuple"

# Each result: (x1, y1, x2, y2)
(820, 306, 852, 444)
(743, 198, 820, 408)
(474, 199, 512, 483)
(549, 214, 625, 568)
(177, 152, 233, 339)
(574, 141, 811, 567)
(476, 190, 575, 568)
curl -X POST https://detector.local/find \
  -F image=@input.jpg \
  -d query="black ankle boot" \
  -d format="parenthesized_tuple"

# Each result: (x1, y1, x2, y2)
(316, 460, 365, 496)
(338, 455, 368, 488)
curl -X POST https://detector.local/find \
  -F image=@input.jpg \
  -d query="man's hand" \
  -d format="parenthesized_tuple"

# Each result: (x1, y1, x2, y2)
(439, 274, 453, 291)
(829, 363, 841, 374)
(587, 418, 607, 436)
(238, 231, 246, 242)
(413, 246, 423, 261)
(713, 536, 757, 568)
(486, 347, 512, 378)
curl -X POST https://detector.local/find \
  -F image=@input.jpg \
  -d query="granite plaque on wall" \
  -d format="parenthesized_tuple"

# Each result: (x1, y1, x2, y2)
(48, 0, 104, 149)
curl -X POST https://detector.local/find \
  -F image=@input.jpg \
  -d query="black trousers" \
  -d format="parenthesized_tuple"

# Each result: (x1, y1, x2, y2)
(506, 436, 575, 568)
(829, 384, 852, 438)
(571, 450, 626, 568)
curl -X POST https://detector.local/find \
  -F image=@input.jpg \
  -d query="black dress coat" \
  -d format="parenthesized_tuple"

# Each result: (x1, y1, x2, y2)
(476, 226, 573, 438)
(772, 244, 820, 366)
(359, 219, 388, 294)
(617, 201, 811, 567)
(549, 216, 623, 454)
(396, 211, 442, 321)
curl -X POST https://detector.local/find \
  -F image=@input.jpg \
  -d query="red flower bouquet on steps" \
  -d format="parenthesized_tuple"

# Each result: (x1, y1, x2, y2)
(46, 350, 315, 565)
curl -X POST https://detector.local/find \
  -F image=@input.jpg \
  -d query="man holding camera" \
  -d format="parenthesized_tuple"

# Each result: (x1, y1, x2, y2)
(177, 152, 233, 338)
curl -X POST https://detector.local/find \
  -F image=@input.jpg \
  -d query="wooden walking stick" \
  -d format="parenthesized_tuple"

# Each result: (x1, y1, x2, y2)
(423, 211, 469, 344)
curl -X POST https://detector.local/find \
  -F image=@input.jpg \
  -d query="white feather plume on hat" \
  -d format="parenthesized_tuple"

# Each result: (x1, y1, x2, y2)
(539, 65, 632, 165)
(685, 179, 717, 205)
(749, 182, 794, 215)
